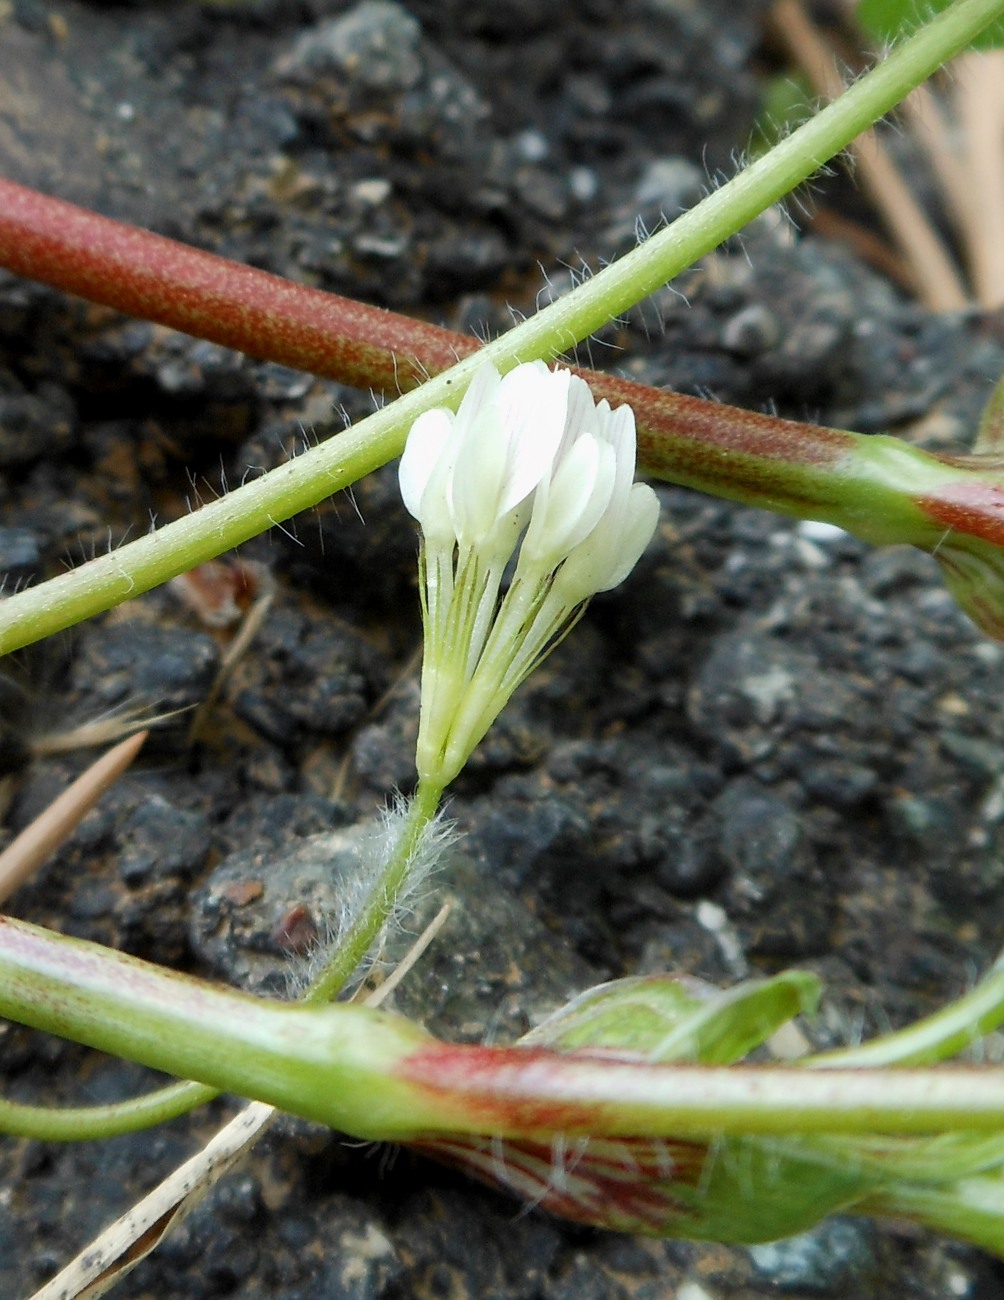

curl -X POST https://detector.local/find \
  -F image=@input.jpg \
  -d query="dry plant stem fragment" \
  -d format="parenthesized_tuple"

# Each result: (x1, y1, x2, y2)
(953, 49, 1004, 305)
(0, 731, 147, 905)
(852, 2, 1004, 307)
(31, 1102, 278, 1300)
(771, 0, 968, 308)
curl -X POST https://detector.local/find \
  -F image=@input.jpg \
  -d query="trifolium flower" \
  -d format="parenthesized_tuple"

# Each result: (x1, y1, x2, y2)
(400, 360, 660, 789)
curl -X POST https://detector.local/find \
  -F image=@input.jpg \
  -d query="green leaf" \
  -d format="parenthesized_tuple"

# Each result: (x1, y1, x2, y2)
(749, 72, 816, 158)
(857, 0, 1004, 51)
(664, 1134, 880, 1242)
(521, 970, 821, 1064)
(867, 1172, 1004, 1255)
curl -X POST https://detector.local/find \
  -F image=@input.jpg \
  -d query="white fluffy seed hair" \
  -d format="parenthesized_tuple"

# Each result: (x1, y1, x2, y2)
(286, 795, 457, 998)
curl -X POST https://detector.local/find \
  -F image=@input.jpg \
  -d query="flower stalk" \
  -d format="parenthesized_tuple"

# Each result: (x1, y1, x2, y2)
(303, 780, 445, 1003)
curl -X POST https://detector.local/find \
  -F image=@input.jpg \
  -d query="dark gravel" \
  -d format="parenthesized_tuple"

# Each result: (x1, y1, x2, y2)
(3, 1, 1004, 1297)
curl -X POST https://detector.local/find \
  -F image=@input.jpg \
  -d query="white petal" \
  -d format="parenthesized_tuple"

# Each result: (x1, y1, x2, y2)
(602, 403, 637, 481)
(399, 408, 455, 523)
(440, 362, 506, 545)
(561, 437, 617, 547)
(494, 363, 570, 516)
(554, 482, 659, 603)
(454, 362, 502, 436)
(559, 373, 600, 445)
(522, 434, 615, 568)
(446, 362, 571, 547)
(450, 398, 507, 545)
(593, 483, 660, 591)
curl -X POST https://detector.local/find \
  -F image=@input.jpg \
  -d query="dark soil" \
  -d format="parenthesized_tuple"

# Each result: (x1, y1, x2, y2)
(3, 1, 1004, 1297)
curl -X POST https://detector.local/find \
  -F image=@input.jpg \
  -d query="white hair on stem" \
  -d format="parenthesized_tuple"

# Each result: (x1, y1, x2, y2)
(286, 795, 457, 999)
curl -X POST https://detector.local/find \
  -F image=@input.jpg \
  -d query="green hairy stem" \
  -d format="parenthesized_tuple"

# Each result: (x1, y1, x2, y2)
(6, 915, 1004, 1141)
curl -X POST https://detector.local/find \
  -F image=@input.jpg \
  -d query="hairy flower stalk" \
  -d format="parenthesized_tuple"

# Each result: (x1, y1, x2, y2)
(400, 361, 659, 787)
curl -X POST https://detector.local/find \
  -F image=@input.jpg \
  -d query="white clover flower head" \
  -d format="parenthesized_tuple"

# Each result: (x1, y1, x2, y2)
(399, 360, 659, 788)
(399, 362, 570, 559)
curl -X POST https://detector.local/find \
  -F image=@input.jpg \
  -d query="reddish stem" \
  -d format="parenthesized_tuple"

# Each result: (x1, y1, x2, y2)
(0, 176, 851, 476)
(7, 175, 1004, 601)
(0, 177, 472, 392)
